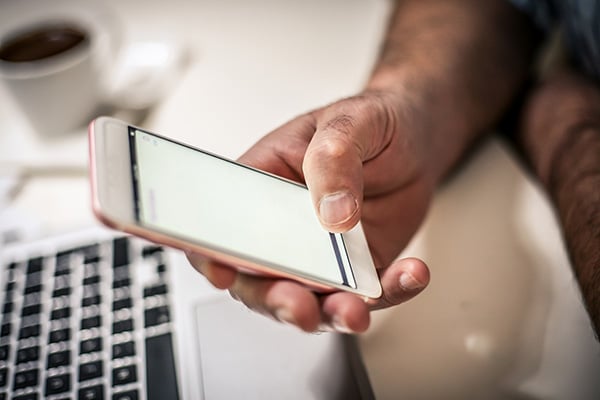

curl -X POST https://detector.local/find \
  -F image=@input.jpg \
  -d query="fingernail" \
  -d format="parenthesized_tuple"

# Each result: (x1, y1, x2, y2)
(332, 315, 355, 334)
(318, 192, 358, 227)
(275, 308, 297, 326)
(316, 323, 335, 333)
(399, 272, 425, 291)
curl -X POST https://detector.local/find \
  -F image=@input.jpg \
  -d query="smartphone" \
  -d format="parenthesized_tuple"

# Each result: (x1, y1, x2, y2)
(88, 116, 382, 298)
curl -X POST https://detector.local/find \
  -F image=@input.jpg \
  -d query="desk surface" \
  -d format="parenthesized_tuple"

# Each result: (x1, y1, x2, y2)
(1, 1, 599, 399)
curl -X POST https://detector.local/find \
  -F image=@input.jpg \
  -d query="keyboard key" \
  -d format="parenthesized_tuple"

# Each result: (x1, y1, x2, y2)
(16, 346, 39, 364)
(80, 337, 103, 354)
(79, 384, 104, 400)
(0, 345, 9, 361)
(45, 373, 71, 395)
(27, 257, 43, 274)
(113, 237, 129, 268)
(54, 267, 71, 277)
(112, 278, 131, 289)
(2, 302, 13, 314)
(146, 333, 179, 400)
(142, 245, 163, 257)
(0, 323, 11, 337)
(81, 315, 102, 330)
(83, 275, 101, 285)
(144, 284, 168, 297)
(18, 324, 40, 339)
(13, 394, 38, 400)
(144, 306, 170, 327)
(24, 273, 42, 294)
(113, 389, 139, 400)
(47, 350, 71, 368)
(112, 364, 137, 386)
(49, 328, 71, 343)
(80, 244, 100, 264)
(54, 260, 71, 276)
(113, 298, 132, 311)
(82, 295, 101, 307)
(79, 360, 103, 381)
(0, 368, 7, 387)
(21, 304, 41, 317)
(55, 251, 71, 271)
(4, 281, 15, 292)
(52, 287, 72, 297)
(24, 284, 43, 294)
(13, 368, 39, 390)
(112, 341, 135, 359)
(51, 307, 71, 320)
(113, 319, 133, 334)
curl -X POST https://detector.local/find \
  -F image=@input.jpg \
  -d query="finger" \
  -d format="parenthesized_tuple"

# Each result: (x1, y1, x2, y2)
(318, 292, 371, 334)
(185, 252, 237, 290)
(230, 274, 322, 332)
(237, 114, 317, 182)
(367, 257, 430, 310)
(302, 98, 394, 232)
(314, 259, 429, 335)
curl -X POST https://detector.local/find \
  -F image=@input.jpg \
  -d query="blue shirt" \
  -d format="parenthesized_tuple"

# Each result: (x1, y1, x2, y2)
(509, 0, 600, 79)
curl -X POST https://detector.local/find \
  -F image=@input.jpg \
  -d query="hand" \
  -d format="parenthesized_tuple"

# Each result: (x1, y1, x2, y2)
(187, 90, 432, 333)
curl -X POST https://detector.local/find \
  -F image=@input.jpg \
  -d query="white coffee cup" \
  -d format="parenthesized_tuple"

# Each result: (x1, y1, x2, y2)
(0, 0, 120, 136)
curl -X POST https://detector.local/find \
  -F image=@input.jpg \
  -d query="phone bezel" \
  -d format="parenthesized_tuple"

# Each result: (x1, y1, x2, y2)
(89, 116, 382, 298)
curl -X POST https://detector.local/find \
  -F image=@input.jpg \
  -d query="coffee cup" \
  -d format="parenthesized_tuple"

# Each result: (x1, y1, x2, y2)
(0, 1, 120, 136)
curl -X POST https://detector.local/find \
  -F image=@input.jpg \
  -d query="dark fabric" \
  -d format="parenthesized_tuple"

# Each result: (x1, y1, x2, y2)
(509, 0, 600, 79)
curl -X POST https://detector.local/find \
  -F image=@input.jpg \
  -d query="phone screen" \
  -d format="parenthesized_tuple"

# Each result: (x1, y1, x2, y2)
(128, 128, 356, 288)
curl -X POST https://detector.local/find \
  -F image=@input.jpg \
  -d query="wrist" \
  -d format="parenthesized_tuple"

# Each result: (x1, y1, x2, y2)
(362, 0, 539, 187)
(358, 82, 440, 189)
(363, 65, 473, 187)
(520, 71, 600, 188)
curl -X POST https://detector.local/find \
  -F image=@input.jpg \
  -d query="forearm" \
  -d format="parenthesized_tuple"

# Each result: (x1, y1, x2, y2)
(518, 70, 600, 337)
(365, 0, 540, 183)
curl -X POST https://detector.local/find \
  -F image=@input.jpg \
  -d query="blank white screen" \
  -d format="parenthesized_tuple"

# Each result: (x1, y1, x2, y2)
(132, 129, 349, 286)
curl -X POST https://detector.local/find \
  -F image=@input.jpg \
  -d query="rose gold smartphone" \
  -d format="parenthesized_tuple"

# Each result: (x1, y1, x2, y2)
(89, 116, 382, 298)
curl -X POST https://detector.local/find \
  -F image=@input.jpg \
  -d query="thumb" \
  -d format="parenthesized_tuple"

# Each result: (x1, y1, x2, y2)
(368, 257, 430, 310)
(303, 100, 388, 232)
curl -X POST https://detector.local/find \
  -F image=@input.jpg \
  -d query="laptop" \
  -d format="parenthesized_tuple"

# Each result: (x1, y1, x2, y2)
(0, 227, 374, 400)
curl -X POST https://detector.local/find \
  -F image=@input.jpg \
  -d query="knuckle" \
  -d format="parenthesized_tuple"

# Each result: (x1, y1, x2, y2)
(310, 135, 352, 160)
(324, 114, 357, 136)
(317, 94, 400, 160)
(230, 275, 274, 314)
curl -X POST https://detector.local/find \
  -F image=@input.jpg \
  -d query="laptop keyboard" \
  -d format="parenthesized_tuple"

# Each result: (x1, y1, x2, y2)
(0, 235, 180, 400)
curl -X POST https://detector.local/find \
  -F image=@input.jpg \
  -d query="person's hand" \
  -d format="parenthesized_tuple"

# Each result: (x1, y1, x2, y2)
(187, 90, 432, 333)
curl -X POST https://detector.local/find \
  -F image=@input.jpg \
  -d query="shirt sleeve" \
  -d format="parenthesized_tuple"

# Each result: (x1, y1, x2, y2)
(507, 0, 558, 32)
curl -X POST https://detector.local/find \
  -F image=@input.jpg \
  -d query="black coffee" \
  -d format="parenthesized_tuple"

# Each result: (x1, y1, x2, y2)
(0, 23, 88, 63)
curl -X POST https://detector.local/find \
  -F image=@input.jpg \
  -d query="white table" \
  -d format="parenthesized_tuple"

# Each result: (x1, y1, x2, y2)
(1, 1, 599, 398)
